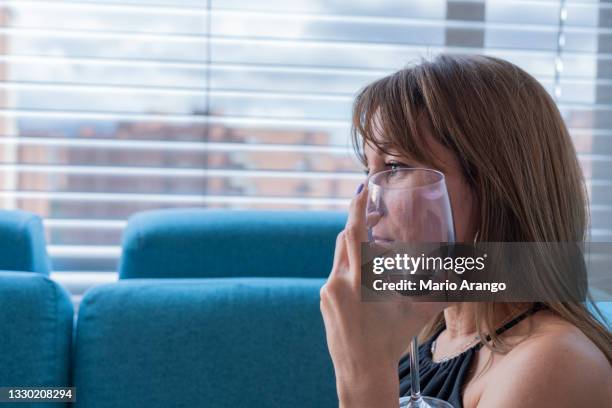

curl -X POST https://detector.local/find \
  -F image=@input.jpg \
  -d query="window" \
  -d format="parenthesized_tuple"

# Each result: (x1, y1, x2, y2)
(0, 0, 610, 295)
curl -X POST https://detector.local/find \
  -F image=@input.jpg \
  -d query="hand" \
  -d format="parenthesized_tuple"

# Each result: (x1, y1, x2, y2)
(320, 182, 446, 407)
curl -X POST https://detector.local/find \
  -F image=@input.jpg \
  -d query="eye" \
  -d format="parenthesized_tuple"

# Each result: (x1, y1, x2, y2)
(385, 161, 411, 172)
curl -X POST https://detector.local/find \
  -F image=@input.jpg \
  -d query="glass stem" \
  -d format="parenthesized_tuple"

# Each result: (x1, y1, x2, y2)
(410, 336, 422, 405)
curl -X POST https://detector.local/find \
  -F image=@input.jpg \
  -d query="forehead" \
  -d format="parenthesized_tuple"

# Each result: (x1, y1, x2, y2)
(362, 142, 376, 163)
(361, 111, 424, 161)
(363, 141, 394, 158)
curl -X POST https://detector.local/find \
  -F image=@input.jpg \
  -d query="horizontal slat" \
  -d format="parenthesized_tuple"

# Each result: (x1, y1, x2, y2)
(0, 58, 388, 91)
(0, 57, 572, 88)
(10, 95, 612, 122)
(0, 78, 609, 110)
(0, 154, 607, 176)
(0, 138, 352, 173)
(0, 160, 612, 178)
(0, 121, 348, 146)
(0, 59, 605, 97)
(0, 137, 608, 174)
(0, 177, 607, 201)
(6, 0, 607, 28)
(2, 179, 606, 216)
(214, 40, 570, 76)
(0, 178, 359, 199)
(0, 163, 363, 179)
(2, 133, 607, 156)
(0, 81, 207, 96)
(5, 1, 208, 35)
(38, 0, 207, 6)
(51, 271, 117, 282)
(1, 2, 596, 33)
(7, 200, 347, 220)
(45, 218, 126, 229)
(11, 96, 612, 123)
(0, 150, 360, 172)
(0, 27, 208, 43)
(0, 110, 348, 127)
(1, 80, 610, 115)
(4, 119, 612, 148)
(0, 137, 353, 154)
(9, 102, 612, 130)
(1, 31, 210, 63)
(0, 191, 351, 205)
(212, 0, 606, 21)
(0, 38, 586, 76)
(0, 82, 207, 115)
(49, 244, 120, 258)
(0, 54, 208, 70)
(5, 12, 585, 37)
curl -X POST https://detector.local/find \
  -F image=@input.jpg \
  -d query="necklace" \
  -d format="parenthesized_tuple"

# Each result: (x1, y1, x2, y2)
(431, 305, 541, 363)
(430, 335, 480, 363)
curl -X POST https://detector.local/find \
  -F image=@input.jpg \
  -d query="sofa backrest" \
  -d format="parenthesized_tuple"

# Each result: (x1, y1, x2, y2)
(0, 210, 51, 275)
(73, 278, 337, 408)
(0, 272, 73, 397)
(119, 209, 345, 279)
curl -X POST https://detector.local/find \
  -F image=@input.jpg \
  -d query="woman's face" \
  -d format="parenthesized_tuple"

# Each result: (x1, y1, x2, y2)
(363, 128, 478, 243)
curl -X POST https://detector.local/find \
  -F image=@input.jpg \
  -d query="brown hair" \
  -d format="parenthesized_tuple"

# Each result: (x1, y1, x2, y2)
(351, 54, 611, 362)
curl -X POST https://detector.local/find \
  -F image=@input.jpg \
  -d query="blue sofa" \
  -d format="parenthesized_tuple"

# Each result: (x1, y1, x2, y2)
(119, 209, 346, 279)
(0, 210, 51, 275)
(0, 272, 73, 407)
(73, 278, 337, 408)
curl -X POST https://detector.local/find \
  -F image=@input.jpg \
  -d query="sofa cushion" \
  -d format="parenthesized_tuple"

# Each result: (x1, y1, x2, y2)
(0, 210, 51, 275)
(119, 209, 345, 279)
(0, 272, 73, 394)
(73, 278, 336, 408)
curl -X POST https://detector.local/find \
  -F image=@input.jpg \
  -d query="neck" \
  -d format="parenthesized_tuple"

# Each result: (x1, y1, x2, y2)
(443, 303, 531, 340)
(443, 303, 479, 339)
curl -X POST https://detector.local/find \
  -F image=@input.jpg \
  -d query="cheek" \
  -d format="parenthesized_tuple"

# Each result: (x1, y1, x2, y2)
(446, 177, 478, 242)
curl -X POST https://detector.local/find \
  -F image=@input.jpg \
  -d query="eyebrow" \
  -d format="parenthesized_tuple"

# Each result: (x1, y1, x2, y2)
(362, 147, 403, 168)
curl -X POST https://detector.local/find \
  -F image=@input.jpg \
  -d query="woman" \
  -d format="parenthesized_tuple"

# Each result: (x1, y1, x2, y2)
(320, 54, 612, 407)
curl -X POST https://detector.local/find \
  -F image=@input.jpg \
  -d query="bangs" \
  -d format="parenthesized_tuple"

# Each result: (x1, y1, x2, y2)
(350, 68, 440, 168)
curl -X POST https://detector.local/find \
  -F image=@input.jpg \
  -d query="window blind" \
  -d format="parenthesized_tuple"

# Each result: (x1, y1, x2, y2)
(0, 0, 610, 292)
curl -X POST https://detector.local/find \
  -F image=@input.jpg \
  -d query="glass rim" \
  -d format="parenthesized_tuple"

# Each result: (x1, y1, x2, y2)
(367, 167, 447, 190)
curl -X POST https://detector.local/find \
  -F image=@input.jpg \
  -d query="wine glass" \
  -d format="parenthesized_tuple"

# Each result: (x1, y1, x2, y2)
(366, 168, 455, 408)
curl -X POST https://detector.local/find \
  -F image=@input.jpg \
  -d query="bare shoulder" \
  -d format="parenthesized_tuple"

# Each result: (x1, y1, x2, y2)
(477, 311, 611, 407)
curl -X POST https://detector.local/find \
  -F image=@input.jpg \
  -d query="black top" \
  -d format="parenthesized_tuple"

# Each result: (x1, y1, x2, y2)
(398, 303, 546, 408)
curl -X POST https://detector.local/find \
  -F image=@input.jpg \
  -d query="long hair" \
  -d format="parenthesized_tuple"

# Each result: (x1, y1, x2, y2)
(351, 53, 611, 362)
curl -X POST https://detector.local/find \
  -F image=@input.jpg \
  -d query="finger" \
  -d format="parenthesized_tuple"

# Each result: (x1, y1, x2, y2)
(345, 181, 369, 286)
(329, 230, 349, 279)
(346, 181, 369, 243)
(330, 180, 367, 280)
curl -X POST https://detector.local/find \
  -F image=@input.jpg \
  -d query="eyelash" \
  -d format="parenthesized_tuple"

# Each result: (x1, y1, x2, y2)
(363, 161, 411, 175)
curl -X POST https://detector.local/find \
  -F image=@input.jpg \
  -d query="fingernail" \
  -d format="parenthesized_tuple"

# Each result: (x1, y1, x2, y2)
(355, 182, 364, 195)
